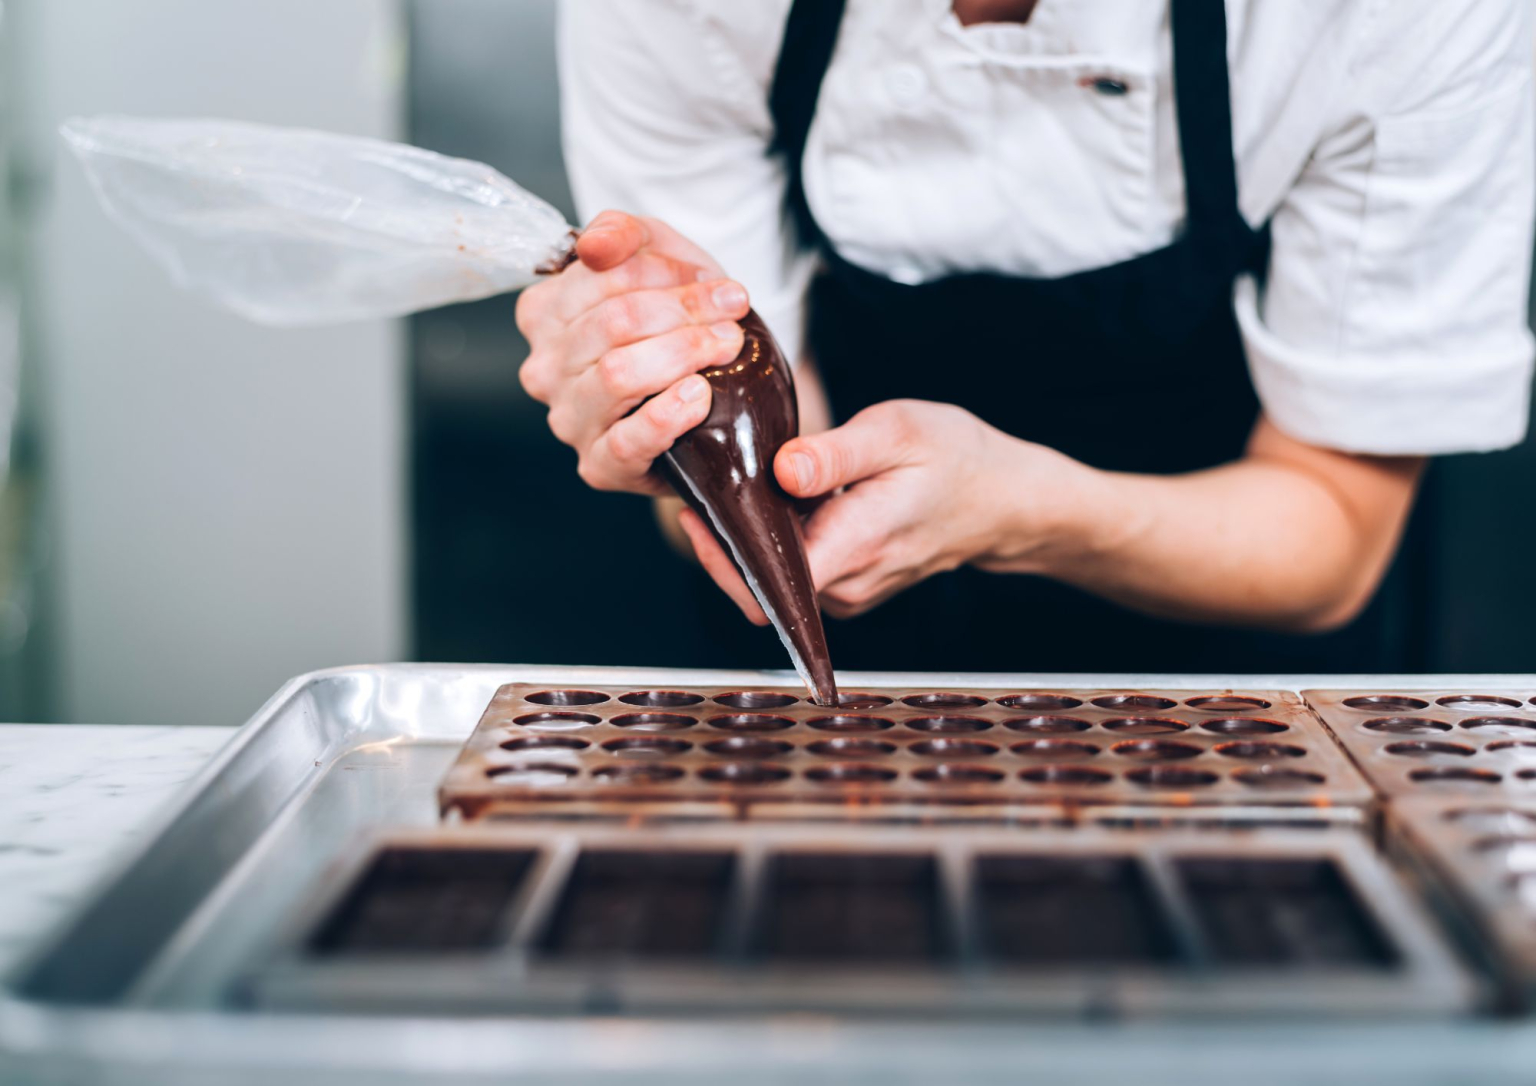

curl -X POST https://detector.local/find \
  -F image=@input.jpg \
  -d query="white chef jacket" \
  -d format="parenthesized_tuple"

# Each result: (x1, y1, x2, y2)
(558, 0, 1536, 455)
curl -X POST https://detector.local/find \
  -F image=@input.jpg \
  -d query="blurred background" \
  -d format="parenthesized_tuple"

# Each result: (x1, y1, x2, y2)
(0, 0, 1533, 728)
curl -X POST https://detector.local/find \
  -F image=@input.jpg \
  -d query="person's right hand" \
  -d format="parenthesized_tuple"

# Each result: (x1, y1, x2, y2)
(515, 210, 750, 495)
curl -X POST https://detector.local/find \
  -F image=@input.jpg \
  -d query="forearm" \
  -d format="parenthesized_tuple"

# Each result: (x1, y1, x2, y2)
(981, 418, 1424, 632)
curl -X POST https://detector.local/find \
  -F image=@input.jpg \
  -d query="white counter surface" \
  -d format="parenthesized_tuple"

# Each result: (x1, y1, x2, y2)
(0, 725, 230, 971)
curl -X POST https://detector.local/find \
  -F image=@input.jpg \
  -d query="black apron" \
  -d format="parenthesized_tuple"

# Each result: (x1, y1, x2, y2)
(741, 0, 1424, 676)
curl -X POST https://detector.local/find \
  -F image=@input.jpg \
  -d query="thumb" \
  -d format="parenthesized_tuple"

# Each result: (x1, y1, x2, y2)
(574, 210, 649, 272)
(775, 407, 906, 498)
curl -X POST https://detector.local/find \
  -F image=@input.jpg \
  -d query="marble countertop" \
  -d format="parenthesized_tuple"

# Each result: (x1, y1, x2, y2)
(0, 724, 231, 971)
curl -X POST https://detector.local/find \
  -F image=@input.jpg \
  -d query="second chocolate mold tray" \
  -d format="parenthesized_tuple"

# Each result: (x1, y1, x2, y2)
(438, 685, 1373, 822)
(1304, 690, 1536, 799)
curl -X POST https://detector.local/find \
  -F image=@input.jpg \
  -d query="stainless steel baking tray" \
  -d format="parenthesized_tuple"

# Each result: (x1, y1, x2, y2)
(5, 665, 1536, 1086)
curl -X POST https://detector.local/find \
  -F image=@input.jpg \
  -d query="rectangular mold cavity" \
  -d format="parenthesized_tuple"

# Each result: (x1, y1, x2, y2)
(439, 683, 1375, 825)
(753, 852, 948, 964)
(973, 855, 1175, 966)
(540, 850, 734, 959)
(249, 823, 1473, 1018)
(1177, 857, 1397, 968)
(309, 846, 534, 955)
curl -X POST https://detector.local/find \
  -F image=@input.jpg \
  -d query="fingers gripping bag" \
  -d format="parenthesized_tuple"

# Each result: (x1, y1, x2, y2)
(61, 116, 836, 704)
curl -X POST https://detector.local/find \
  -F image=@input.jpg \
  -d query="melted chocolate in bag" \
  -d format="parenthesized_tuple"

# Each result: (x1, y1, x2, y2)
(658, 310, 837, 706)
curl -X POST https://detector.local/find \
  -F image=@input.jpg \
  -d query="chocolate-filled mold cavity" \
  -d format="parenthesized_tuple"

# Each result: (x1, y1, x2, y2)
(1232, 767, 1326, 789)
(805, 764, 899, 785)
(905, 715, 993, 734)
(610, 713, 697, 732)
(698, 762, 791, 785)
(525, 690, 610, 707)
(1487, 741, 1536, 758)
(1010, 739, 1101, 760)
(514, 712, 602, 731)
(836, 692, 894, 709)
(1186, 695, 1272, 712)
(442, 683, 1371, 820)
(806, 714, 895, 733)
(702, 737, 793, 759)
(997, 693, 1082, 711)
(601, 737, 692, 758)
(714, 691, 799, 709)
(1003, 715, 1091, 734)
(1306, 689, 1536, 800)
(618, 690, 706, 708)
(914, 764, 1005, 785)
(1110, 740, 1203, 762)
(706, 713, 795, 733)
(909, 738, 999, 759)
(1093, 694, 1177, 712)
(902, 692, 988, 709)
(1103, 717, 1189, 736)
(501, 736, 590, 754)
(1199, 718, 1289, 736)
(806, 738, 897, 758)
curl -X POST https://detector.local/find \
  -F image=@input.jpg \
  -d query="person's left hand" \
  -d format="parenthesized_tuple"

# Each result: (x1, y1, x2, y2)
(675, 399, 1083, 621)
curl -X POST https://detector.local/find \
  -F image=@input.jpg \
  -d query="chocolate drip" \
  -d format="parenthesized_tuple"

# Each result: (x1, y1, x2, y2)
(658, 310, 837, 706)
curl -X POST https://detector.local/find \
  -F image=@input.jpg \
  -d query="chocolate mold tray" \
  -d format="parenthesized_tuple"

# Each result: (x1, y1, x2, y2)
(438, 685, 1373, 822)
(1388, 798, 1536, 1007)
(1304, 690, 1536, 799)
(246, 822, 1471, 1018)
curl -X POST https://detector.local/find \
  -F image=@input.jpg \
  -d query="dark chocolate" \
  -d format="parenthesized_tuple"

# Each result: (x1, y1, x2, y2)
(659, 309, 837, 706)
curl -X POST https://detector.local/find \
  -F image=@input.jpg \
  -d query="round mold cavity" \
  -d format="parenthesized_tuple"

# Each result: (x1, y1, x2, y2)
(525, 689, 609, 707)
(914, 764, 1005, 785)
(836, 692, 894, 709)
(1092, 694, 1177, 711)
(1486, 741, 1536, 758)
(1441, 807, 1536, 832)
(702, 736, 793, 759)
(1199, 717, 1289, 736)
(512, 711, 602, 731)
(698, 762, 791, 785)
(1186, 695, 1272, 712)
(1126, 766, 1219, 789)
(1109, 739, 1203, 761)
(1382, 740, 1476, 759)
(1343, 695, 1429, 712)
(591, 763, 684, 784)
(706, 713, 796, 733)
(902, 692, 989, 709)
(485, 763, 577, 786)
(600, 736, 692, 758)
(806, 737, 897, 758)
(1010, 739, 1101, 760)
(1460, 717, 1536, 736)
(1003, 715, 1091, 734)
(1212, 741, 1307, 760)
(1407, 766, 1503, 785)
(1517, 769, 1536, 782)
(610, 712, 697, 732)
(1470, 836, 1536, 872)
(805, 763, 899, 785)
(1438, 694, 1523, 712)
(618, 690, 706, 708)
(1102, 717, 1189, 736)
(1020, 765, 1112, 787)
(500, 735, 589, 754)
(909, 738, 999, 759)
(1232, 767, 1326, 789)
(1472, 833, 1536, 851)
(997, 693, 1083, 711)
(905, 715, 993, 734)
(714, 691, 799, 709)
(806, 714, 896, 733)
(1362, 717, 1450, 735)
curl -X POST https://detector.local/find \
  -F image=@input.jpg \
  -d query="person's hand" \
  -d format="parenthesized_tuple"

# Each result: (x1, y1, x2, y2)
(682, 399, 1090, 622)
(515, 210, 751, 495)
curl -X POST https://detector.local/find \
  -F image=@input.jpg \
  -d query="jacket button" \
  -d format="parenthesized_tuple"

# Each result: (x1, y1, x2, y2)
(1089, 77, 1129, 96)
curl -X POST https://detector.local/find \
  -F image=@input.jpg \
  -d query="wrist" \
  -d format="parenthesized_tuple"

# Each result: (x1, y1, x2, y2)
(973, 435, 1123, 576)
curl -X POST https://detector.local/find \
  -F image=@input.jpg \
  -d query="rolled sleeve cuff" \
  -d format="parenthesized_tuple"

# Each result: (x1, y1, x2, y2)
(1235, 276, 1534, 456)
